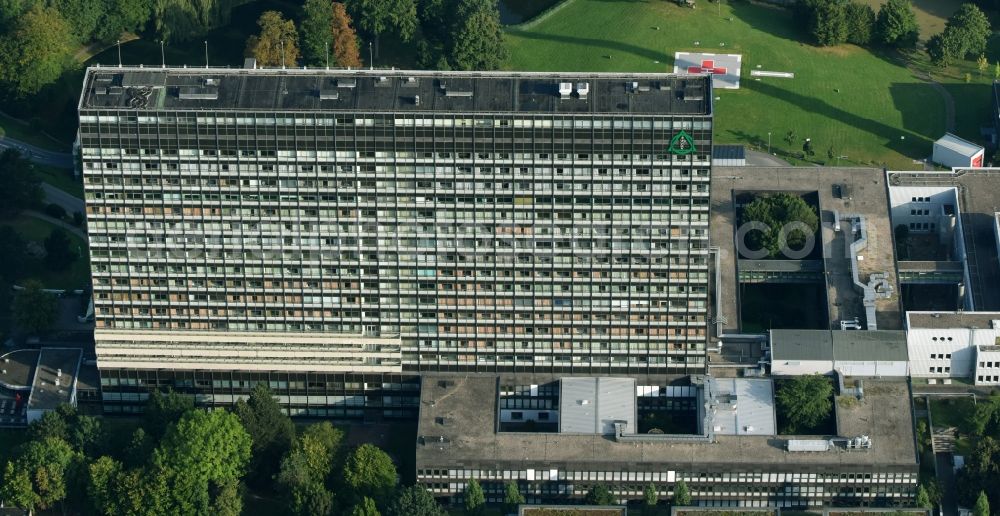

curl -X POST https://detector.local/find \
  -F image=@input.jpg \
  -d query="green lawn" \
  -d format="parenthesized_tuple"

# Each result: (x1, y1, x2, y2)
(929, 396, 976, 432)
(0, 112, 72, 152)
(506, 0, 945, 168)
(0, 215, 90, 290)
(35, 164, 84, 200)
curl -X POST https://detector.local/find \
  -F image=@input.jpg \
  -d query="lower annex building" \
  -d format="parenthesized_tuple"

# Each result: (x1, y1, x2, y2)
(77, 66, 714, 414)
(416, 375, 918, 508)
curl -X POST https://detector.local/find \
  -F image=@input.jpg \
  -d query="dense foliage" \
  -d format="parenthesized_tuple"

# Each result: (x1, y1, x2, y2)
(775, 375, 834, 434)
(0, 386, 434, 516)
(928, 3, 992, 66)
(741, 193, 819, 259)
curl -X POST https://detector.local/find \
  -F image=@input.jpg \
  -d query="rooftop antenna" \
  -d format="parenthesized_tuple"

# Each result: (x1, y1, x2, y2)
(160, 40, 165, 68)
(281, 40, 286, 69)
(116, 39, 122, 67)
(368, 41, 373, 70)
(204, 41, 208, 68)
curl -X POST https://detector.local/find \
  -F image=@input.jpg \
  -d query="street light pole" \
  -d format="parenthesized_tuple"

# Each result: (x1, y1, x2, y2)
(369, 42, 373, 70)
(767, 132, 771, 155)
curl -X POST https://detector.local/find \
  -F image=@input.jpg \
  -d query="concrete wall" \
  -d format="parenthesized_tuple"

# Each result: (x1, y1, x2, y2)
(837, 360, 908, 377)
(888, 186, 958, 235)
(771, 359, 834, 376)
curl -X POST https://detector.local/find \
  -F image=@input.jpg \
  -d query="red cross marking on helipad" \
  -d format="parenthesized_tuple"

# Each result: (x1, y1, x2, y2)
(687, 60, 727, 75)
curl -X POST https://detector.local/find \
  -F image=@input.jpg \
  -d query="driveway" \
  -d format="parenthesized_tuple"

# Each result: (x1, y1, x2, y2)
(0, 136, 73, 168)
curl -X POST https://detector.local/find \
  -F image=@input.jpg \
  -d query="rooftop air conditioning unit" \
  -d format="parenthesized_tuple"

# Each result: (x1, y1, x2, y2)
(558, 82, 572, 99)
(576, 82, 590, 99)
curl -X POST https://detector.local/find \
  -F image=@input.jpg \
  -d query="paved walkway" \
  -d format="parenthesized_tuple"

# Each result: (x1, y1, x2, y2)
(911, 68, 956, 134)
(24, 210, 86, 240)
(0, 136, 73, 168)
(745, 149, 791, 167)
(42, 184, 84, 214)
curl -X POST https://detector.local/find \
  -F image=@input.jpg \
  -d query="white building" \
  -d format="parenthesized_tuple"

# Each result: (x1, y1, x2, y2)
(932, 133, 984, 169)
(906, 312, 1000, 384)
(769, 329, 909, 377)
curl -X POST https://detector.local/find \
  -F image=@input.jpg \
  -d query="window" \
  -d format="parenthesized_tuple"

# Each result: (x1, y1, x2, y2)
(511, 412, 523, 420)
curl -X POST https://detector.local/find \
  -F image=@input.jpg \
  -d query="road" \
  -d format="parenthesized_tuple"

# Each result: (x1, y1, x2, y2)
(0, 136, 73, 168)
(42, 183, 85, 214)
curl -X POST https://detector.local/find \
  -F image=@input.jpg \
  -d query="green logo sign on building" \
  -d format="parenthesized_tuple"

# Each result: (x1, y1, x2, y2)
(667, 130, 696, 155)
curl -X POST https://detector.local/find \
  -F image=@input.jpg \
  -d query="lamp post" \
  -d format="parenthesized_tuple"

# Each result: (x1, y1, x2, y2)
(369, 42, 373, 70)
(767, 131, 771, 155)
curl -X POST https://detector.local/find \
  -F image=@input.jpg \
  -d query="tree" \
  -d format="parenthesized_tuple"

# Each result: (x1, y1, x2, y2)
(975, 490, 990, 516)
(0, 4, 76, 97)
(845, 2, 876, 45)
(13, 280, 57, 335)
(235, 382, 295, 488)
(927, 32, 958, 66)
(465, 478, 485, 513)
(152, 0, 241, 43)
(44, 228, 78, 271)
(979, 54, 990, 75)
(343, 444, 397, 501)
(1, 462, 40, 513)
(995, 61, 1000, 80)
(246, 11, 301, 67)
(673, 479, 691, 506)
(0, 227, 26, 284)
(916, 484, 932, 508)
(643, 482, 658, 507)
(87, 456, 123, 515)
(944, 3, 992, 59)
(808, 0, 849, 46)
(776, 375, 834, 434)
(740, 193, 819, 259)
(212, 478, 244, 516)
(301, 0, 334, 66)
(152, 409, 252, 514)
(586, 484, 616, 505)
(277, 422, 343, 516)
(386, 485, 446, 516)
(0, 149, 43, 218)
(504, 480, 525, 510)
(331, 3, 362, 67)
(875, 0, 919, 48)
(352, 496, 381, 516)
(4, 436, 81, 511)
(350, 0, 417, 43)
(450, 0, 508, 70)
(144, 388, 194, 439)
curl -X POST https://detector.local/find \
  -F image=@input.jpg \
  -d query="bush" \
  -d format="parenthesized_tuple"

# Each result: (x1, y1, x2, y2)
(44, 203, 66, 220)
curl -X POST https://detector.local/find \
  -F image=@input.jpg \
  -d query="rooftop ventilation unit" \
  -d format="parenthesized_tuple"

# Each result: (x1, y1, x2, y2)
(177, 86, 218, 100)
(337, 78, 357, 88)
(414, 95, 420, 106)
(576, 82, 590, 99)
(318, 90, 339, 100)
(558, 82, 572, 98)
(204, 78, 218, 86)
(403, 77, 418, 86)
(444, 89, 472, 97)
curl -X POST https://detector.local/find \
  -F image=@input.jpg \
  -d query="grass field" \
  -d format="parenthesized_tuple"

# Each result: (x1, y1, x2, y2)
(0, 215, 90, 290)
(506, 0, 946, 168)
(34, 164, 84, 199)
(0, 112, 72, 152)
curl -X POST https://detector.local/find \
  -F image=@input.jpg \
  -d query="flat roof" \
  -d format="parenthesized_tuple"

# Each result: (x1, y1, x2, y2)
(888, 170, 1000, 310)
(713, 144, 746, 160)
(27, 348, 81, 412)
(711, 167, 901, 336)
(0, 349, 39, 390)
(771, 330, 907, 362)
(707, 377, 776, 436)
(906, 311, 1000, 329)
(558, 377, 636, 435)
(416, 375, 916, 470)
(934, 133, 984, 157)
(80, 67, 712, 116)
(770, 330, 835, 361)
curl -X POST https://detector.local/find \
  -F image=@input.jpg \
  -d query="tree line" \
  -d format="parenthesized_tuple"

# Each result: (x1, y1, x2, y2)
(243, 0, 507, 72)
(0, 384, 448, 515)
(0, 0, 256, 98)
(794, 0, 919, 48)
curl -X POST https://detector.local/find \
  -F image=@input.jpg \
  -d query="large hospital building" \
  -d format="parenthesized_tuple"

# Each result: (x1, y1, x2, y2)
(78, 67, 712, 414)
